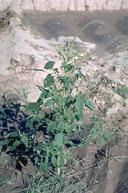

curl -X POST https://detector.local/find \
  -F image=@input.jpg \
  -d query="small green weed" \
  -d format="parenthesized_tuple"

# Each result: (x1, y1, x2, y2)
(0, 44, 112, 175)
(25, 46, 95, 174)
(0, 44, 112, 176)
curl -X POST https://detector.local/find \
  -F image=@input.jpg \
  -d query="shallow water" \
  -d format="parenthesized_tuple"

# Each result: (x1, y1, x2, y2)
(22, 10, 128, 55)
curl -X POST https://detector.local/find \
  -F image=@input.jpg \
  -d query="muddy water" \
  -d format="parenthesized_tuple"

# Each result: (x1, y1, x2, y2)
(23, 10, 128, 55)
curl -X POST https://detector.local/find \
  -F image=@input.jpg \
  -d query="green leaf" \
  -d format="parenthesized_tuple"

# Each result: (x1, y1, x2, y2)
(13, 140, 21, 148)
(99, 136, 106, 145)
(47, 121, 55, 132)
(26, 115, 40, 128)
(44, 98, 53, 106)
(44, 61, 55, 70)
(57, 121, 65, 132)
(85, 99, 95, 111)
(91, 127, 97, 139)
(26, 117, 34, 128)
(75, 95, 84, 120)
(0, 140, 7, 147)
(20, 134, 29, 147)
(25, 102, 41, 113)
(58, 76, 73, 89)
(44, 74, 54, 88)
(8, 132, 19, 138)
(38, 89, 50, 100)
(39, 161, 48, 172)
(51, 156, 57, 166)
(54, 132, 63, 147)
(62, 63, 74, 73)
(9, 140, 21, 151)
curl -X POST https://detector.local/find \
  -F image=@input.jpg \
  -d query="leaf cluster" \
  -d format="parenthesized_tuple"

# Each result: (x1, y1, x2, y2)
(25, 47, 95, 174)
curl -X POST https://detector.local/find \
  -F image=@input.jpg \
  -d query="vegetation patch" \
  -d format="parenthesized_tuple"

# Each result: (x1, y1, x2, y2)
(0, 45, 113, 192)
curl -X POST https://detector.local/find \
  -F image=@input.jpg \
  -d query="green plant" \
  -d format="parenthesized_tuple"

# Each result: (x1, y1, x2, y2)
(25, 46, 95, 174)
(0, 45, 112, 176)
(26, 173, 88, 193)
(0, 21, 110, 175)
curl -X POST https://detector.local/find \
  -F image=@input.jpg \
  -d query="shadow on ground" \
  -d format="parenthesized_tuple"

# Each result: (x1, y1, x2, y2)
(115, 161, 128, 193)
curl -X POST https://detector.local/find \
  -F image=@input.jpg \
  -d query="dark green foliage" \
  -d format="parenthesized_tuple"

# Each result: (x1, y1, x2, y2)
(44, 61, 55, 70)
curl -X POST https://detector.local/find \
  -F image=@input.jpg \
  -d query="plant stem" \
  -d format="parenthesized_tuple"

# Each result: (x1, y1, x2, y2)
(57, 154, 61, 175)
(69, 20, 104, 50)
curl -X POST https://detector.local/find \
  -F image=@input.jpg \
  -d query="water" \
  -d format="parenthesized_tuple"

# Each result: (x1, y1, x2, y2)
(22, 10, 128, 55)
